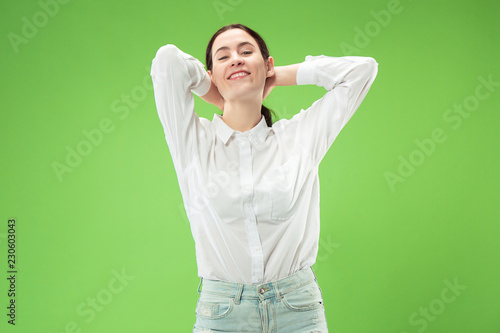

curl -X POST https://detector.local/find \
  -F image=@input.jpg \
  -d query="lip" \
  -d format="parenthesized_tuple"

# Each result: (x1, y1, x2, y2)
(227, 70, 250, 80)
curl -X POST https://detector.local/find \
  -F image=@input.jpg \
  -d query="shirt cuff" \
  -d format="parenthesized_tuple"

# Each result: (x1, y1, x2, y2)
(296, 55, 320, 86)
(192, 72, 212, 96)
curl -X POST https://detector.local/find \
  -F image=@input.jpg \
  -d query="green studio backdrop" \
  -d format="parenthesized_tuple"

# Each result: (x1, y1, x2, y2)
(1, 0, 499, 332)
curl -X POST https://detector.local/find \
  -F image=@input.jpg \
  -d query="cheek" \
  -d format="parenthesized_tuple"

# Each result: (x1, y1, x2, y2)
(213, 68, 226, 84)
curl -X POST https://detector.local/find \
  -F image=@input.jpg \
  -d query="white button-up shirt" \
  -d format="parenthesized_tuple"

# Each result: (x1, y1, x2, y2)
(150, 44, 378, 284)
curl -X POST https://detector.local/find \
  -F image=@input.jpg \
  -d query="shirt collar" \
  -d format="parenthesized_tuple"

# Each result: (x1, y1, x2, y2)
(212, 114, 270, 145)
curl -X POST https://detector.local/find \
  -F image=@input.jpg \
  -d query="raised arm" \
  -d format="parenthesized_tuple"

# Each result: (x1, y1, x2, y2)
(150, 44, 212, 170)
(297, 55, 378, 126)
(272, 55, 378, 165)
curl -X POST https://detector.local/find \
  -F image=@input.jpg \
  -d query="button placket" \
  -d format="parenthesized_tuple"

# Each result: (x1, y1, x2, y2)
(238, 136, 263, 284)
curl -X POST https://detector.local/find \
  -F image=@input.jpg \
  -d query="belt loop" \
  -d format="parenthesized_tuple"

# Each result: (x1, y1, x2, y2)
(234, 283, 244, 305)
(273, 282, 282, 302)
(197, 277, 203, 295)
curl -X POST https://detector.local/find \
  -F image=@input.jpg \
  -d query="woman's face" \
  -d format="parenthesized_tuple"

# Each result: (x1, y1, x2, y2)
(208, 28, 274, 102)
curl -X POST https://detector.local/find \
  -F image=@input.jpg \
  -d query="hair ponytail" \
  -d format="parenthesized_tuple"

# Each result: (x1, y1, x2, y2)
(261, 105, 274, 127)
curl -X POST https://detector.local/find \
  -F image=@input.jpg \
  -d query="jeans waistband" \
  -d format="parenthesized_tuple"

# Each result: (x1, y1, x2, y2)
(197, 266, 318, 303)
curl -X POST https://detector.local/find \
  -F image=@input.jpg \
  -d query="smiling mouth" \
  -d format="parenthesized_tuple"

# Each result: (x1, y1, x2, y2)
(228, 72, 250, 80)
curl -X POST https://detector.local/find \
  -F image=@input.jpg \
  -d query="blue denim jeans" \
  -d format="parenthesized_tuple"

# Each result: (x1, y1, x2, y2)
(193, 266, 328, 332)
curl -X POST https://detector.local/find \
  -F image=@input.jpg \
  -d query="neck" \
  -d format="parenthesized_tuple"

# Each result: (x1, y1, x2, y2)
(221, 96, 262, 132)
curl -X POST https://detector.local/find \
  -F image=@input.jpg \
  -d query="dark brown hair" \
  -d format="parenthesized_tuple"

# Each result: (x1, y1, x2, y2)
(206, 23, 275, 127)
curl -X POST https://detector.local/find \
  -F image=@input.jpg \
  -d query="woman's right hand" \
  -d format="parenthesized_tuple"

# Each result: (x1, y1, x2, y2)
(200, 79, 225, 112)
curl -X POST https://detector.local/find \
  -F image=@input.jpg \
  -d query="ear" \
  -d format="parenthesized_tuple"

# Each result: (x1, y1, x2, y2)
(207, 70, 218, 85)
(266, 56, 275, 78)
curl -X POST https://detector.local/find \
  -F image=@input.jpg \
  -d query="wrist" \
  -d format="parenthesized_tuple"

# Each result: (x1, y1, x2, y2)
(273, 64, 300, 86)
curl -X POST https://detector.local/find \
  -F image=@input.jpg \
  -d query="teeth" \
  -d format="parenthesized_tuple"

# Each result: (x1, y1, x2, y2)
(229, 72, 249, 79)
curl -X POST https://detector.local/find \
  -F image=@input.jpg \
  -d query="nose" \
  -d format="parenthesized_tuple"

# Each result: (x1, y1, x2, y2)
(230, 53, 244, 67)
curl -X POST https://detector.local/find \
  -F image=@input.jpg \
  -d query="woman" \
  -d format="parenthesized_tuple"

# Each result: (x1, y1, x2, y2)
(150, 23, 378, 333)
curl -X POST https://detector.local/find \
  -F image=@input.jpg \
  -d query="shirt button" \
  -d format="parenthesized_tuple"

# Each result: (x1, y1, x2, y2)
(259, 288, 265, 295)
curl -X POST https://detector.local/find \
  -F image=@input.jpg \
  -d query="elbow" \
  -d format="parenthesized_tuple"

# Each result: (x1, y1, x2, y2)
(151, 44, 186, 79)
(154, 44, 181, 64)
(364, 57, 379, 79)
(352, 57, 378, 83)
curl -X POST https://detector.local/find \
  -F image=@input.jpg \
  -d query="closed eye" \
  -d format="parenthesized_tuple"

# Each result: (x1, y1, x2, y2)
(218, 51, 253, 61)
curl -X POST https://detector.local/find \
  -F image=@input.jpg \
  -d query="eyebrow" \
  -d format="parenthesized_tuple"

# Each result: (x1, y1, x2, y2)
(215, 41, 255, 56)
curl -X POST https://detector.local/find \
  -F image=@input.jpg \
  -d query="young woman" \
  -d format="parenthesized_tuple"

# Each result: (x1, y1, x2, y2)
(150, 23, 378, 333)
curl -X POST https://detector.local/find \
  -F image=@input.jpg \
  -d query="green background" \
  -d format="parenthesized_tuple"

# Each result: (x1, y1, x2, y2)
(1, 0, 499, 332)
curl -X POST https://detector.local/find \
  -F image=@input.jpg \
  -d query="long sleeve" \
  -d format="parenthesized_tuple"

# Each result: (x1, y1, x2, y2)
(150, 44, 212, 171)
(284, 55, 378, 165)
